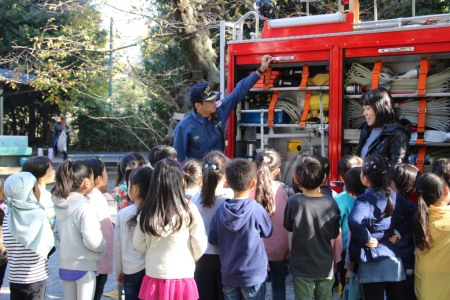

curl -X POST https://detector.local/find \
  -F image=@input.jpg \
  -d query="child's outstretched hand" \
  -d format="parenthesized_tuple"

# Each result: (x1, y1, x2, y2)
(345, 270, 351, 284)
(389, 235, 399, 244)
(365, 237, 378, 248)
(116, 273, 124, 284)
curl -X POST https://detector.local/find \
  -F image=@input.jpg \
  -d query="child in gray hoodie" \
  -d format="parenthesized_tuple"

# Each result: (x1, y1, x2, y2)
(52, 160, 105, 300)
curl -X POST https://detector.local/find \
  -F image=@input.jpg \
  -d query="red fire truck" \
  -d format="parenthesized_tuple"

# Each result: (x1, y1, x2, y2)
(221, 0, 450, 185)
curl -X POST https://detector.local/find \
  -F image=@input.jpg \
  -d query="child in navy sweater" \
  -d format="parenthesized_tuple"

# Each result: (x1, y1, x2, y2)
(348, 155, 412, 300)
(209, 158, 272, 300)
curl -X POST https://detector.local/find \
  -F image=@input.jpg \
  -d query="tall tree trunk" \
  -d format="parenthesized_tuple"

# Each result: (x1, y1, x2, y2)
(171, 0, 220, 111)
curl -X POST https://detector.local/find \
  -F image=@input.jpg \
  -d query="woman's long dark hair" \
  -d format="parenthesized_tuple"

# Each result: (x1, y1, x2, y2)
(138, 159, 193, 236)
(362, 154, 394, 217)
(412, 173, 447, 251)
(254, 149, 281, 216)
(51, 160, 92, 198)
(200, 151, 228, 208)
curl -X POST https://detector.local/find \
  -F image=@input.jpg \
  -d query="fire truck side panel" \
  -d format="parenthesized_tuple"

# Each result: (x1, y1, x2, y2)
(226, 15, 450, 184)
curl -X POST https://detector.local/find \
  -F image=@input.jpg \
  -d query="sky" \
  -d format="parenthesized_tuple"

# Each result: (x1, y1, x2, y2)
(96, 0, 148, 63)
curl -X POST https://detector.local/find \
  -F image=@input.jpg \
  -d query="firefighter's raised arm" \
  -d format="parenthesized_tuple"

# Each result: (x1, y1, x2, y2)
(256, 54, 272, 76)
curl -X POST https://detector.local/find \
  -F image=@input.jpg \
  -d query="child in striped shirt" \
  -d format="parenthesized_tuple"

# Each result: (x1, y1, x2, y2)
(2, 172, 54, 299)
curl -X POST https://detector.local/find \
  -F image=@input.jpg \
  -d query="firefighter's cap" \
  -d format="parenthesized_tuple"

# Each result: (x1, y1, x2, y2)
(189, 83, 221, 105)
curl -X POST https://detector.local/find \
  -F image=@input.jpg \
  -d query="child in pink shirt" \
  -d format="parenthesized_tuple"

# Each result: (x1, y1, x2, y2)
(251, 149, 289, 299)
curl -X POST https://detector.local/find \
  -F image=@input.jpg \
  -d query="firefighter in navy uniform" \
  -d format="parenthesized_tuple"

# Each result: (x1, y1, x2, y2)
(174, 55, 272, 162)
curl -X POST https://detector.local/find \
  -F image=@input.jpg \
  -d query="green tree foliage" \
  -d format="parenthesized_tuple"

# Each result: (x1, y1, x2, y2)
(0, 0, 109, 105)
(1, 0, 448, 152)
(141, 33, 186, 112)
(0, 0, 112, 150)
(74, 74, 173, 151)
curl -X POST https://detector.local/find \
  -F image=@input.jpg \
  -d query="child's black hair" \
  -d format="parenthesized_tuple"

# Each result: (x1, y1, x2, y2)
(127, 167, 153, 228)
(84, 159, 105, 181)
(431, 158, 450, 187)
(131, 152, 146, 166)
(22, 156, 52, 180)
(344, 167, 366, 196)
(294, 155, 325, 190)
(412, 173, 448, 251)
(200, 151, 228, 208)
(337, 155, 363, 179)
(290, 175, 302, 194)
(116, 153, 144, 186)
(52, 160, 92, 198)
(182, 159, 203, 189)
(139, 159, 193, 236)
(314, 155, 331, 182)
(362, 154, 394, 217)
(225, 158, 256, 192)
(392, 163, 420, 197)
(148, 145, 177, 168)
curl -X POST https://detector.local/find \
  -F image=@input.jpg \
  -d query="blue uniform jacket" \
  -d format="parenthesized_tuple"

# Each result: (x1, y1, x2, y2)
(174, 72, 260, 161)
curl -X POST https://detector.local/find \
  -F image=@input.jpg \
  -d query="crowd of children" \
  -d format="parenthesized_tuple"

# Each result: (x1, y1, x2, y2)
(0, 146, 449, 300)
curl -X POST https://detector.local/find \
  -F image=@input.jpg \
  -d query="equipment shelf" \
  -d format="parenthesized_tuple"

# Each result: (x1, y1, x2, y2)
(250, 86, 329, 92)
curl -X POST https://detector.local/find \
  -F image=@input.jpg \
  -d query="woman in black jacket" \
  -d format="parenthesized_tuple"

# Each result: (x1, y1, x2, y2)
(356, 87, 410, 167)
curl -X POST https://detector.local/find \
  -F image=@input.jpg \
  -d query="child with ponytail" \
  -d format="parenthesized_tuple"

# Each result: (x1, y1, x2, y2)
(52, 161, 106, 300)
(192, 151, 232, 300)
(348, 154, 408, 300)
(251, 148, 289, 300)
(413, 173, 450, 299)
(182, 158, 203, 200)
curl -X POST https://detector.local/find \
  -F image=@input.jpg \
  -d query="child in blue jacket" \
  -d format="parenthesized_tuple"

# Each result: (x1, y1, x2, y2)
(209, 158, 272, 300)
